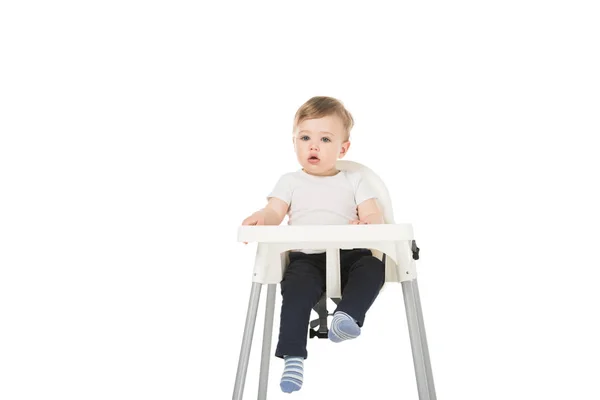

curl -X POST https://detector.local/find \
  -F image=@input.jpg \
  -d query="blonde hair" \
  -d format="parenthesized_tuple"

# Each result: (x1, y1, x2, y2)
(293, 96, 354, 141)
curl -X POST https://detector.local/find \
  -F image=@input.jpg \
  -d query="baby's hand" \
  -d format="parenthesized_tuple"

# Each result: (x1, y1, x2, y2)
(242, 212, 265, 226)
(241, 211, 266, 244)
(349, 219, 368, 225)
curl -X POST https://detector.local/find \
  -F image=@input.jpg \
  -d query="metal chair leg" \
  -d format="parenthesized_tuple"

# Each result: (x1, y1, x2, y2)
(402, 279, 437, 400)
(257, 284, 276, 400)
(232, 282, 262, 400)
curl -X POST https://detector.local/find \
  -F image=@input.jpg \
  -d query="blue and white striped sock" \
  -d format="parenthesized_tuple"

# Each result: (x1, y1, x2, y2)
(280, 356, 304, 393)
(328, 311, 361, 343)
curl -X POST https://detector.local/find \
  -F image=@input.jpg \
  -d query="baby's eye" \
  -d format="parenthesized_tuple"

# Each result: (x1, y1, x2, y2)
(321, 137, 331, 143)
(300, 135, 310, 141)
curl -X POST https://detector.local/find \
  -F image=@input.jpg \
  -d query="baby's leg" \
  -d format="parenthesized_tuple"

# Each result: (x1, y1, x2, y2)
(275, 252, 326, 392)
(330, 249, 385, 342)
(275, 252, 325, 358)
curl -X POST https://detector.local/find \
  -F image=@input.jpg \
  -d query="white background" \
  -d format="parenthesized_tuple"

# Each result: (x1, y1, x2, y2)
(1, 1, 599, 399)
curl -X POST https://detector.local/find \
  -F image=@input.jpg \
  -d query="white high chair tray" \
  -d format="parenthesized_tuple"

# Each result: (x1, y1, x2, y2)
(238, 224, 414, 243)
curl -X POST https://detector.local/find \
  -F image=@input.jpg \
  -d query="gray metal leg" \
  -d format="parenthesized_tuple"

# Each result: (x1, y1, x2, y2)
(233, 282, 263, 400)
(258, 284, 276, 400)
(402, 279, 437, 400)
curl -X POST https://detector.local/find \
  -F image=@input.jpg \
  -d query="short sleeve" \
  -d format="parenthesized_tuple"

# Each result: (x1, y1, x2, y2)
(267, 173, 293, 206)
(354, 171, 378, 205)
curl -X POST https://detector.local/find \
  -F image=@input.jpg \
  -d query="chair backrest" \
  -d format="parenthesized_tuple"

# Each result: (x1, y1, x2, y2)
(336, 160, 395, 224)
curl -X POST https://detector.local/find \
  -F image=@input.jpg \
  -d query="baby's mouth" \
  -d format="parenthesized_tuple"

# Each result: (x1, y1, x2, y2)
(308, 155, 320, 164)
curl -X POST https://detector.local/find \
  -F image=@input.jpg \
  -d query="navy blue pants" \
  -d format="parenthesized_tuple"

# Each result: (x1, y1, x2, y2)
(275, 248, 385, 359)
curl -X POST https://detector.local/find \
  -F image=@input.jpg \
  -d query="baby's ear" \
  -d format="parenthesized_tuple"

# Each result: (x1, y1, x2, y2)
(339, 140, 351, 158)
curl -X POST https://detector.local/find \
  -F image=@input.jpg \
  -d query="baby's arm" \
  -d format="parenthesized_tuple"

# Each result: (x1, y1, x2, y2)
(355, 198, 385, 224)
(241, 198, 289, 244)
(242, 197, 289, 226)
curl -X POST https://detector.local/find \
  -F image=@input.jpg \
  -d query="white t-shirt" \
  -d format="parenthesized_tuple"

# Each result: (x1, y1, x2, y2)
(267, 169, 378, 253)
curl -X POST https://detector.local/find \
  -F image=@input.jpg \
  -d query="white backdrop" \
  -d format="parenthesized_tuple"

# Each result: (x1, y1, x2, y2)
(1, 1, 599, 399)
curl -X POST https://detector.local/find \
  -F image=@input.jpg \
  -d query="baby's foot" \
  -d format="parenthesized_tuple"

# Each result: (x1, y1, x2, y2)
(328, 311, 361, 343)
(280, 356, 304, 393)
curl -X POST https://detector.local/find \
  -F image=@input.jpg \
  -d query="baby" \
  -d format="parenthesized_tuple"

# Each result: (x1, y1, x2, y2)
(242, 96, 385, 393)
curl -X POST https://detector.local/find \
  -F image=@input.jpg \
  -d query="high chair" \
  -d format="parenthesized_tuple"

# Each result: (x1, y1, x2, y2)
(233, 160, 437, 400)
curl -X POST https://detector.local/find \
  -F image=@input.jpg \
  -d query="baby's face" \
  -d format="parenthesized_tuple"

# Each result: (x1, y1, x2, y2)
(293, 115, 350, 176)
